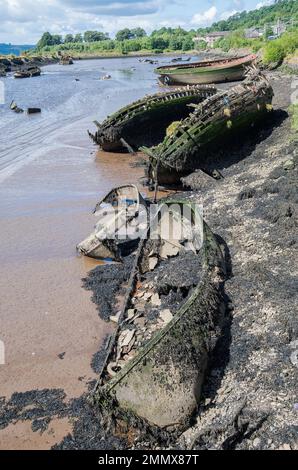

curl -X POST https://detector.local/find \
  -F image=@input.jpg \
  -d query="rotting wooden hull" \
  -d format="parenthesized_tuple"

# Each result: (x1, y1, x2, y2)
(88, 85, 217, 152)
(91, 199, 226, 430)
(77, 184, 148, 261)
(155, 54, 256, 85)
(142, 69, 274, 185)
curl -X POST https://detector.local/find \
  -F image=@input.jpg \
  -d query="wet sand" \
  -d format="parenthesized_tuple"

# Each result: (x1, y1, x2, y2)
(0, 117, 145, 448)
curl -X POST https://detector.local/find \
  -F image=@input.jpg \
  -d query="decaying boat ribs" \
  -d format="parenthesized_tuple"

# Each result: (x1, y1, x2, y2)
(91, 199, 226, 430)
(88, 86, 217, 152)
(142, 69, 274, 185)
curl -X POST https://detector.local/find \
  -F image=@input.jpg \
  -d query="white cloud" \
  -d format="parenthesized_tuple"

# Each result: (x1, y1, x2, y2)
(191, 6, 217, 26)
(256, 0, 274, 9)
(220, 9, 238, 20)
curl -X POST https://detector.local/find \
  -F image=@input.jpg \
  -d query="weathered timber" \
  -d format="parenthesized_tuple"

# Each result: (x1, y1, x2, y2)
(91, 198, 226, 431)
(88, 85, 217, 152)
(142, 69, 274, 185)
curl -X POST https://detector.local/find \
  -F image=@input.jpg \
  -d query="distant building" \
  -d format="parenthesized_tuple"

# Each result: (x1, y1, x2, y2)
(245, 28, 263, 39)
(193, 31, 230, 48)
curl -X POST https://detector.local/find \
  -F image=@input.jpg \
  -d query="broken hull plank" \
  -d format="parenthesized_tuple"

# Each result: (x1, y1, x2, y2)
(92, 200, 225, 429)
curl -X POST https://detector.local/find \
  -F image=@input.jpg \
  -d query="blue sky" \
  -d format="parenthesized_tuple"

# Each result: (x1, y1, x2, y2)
(0, 0, 273, 44)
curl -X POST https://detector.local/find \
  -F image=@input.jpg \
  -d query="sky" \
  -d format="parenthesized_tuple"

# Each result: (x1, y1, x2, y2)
(0, 0, 274, 44)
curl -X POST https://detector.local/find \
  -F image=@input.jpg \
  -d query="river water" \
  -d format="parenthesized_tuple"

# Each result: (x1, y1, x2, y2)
(0, 56, 189, 449)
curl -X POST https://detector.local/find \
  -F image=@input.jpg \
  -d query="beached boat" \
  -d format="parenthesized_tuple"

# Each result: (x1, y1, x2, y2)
(88, 85, 217, 152)
(155, 54, 256, 85)
(60, 57, 73, 65)
(14, 66, 41, 79)
(91, 198, 225, 429)
(77, 185, 148, 261)
(142, 69, 274, 185)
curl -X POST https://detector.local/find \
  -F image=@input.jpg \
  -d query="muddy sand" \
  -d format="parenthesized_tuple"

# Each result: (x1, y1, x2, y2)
(0, 70, 297, 450)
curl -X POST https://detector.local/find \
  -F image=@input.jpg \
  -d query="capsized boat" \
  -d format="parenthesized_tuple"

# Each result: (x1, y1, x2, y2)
(77, 185, 148, 261)
(155, 54, 257, 85)
(88, 85, 217, 152)
(142, 69, 274, 185)
(91, 198, 226, 429)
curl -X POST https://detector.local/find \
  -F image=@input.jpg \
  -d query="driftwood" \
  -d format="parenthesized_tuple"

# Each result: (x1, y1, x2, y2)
(142, 69, 274, 185)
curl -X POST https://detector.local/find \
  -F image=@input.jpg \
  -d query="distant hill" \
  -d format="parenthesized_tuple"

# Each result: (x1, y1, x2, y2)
(0, 43, 35, 56)
(202, 0, 298, 32)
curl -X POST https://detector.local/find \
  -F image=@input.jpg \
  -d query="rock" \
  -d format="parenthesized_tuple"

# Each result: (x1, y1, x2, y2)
(159, 309, 173, 324)
(283, 159, 295, 171)
(110, 311, 121, 323)
(160, 241, 180, 259)
(253, 437, 261, 448)
(127, 309, 136, 320)
(149, 257, 158, 270)
(279, 444, 291, 450)
(151, 293, 161, 306)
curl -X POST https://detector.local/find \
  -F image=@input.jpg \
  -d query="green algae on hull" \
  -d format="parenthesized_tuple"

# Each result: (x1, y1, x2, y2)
(142, 70, 274, 185)
(88, 86, 217, 152)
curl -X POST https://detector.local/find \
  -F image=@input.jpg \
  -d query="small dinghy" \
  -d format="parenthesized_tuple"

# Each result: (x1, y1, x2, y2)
(92, 198, 226, 429)
(77, 185, 148, 261)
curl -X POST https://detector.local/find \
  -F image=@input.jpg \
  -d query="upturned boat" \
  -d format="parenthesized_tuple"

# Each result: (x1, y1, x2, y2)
(88, 85, 217, 152)
(77, 185, 148, 261)
(155, 54, 256, 85)
(142, 69, 274, 185)
(91, 198, 226, 430)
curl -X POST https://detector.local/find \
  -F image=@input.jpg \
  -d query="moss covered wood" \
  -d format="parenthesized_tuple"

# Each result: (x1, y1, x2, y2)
(142, 70, 274, 184)
(92, 200, 226, 430)
(89, 85, 217, 151)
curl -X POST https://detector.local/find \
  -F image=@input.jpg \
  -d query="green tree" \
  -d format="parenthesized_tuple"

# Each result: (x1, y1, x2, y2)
(116, 28, 133, 41)
(64, 34, 74, 43)
(37, 32, 54, 49)
(74, 33, 83, 43)
(131, 27, 147, 38)
(84, 31, 109, 42)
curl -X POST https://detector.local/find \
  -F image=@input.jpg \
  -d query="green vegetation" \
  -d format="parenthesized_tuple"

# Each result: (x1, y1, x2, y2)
(35, 27, 197, 57)
(203, 0, 298, 32)
(32, 1, 298, 65)
(263, 30, 298, 63)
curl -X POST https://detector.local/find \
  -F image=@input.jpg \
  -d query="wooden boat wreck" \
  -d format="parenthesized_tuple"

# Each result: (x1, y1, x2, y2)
(77, 184, 148, 261)
(155, 54, 256, 85)
(91, 198, 225, 429)
(142, 69, 274, 185)
(14, 66, 41, 79)
(60, 57, 73, 65)
(88, 85, 217, 152)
